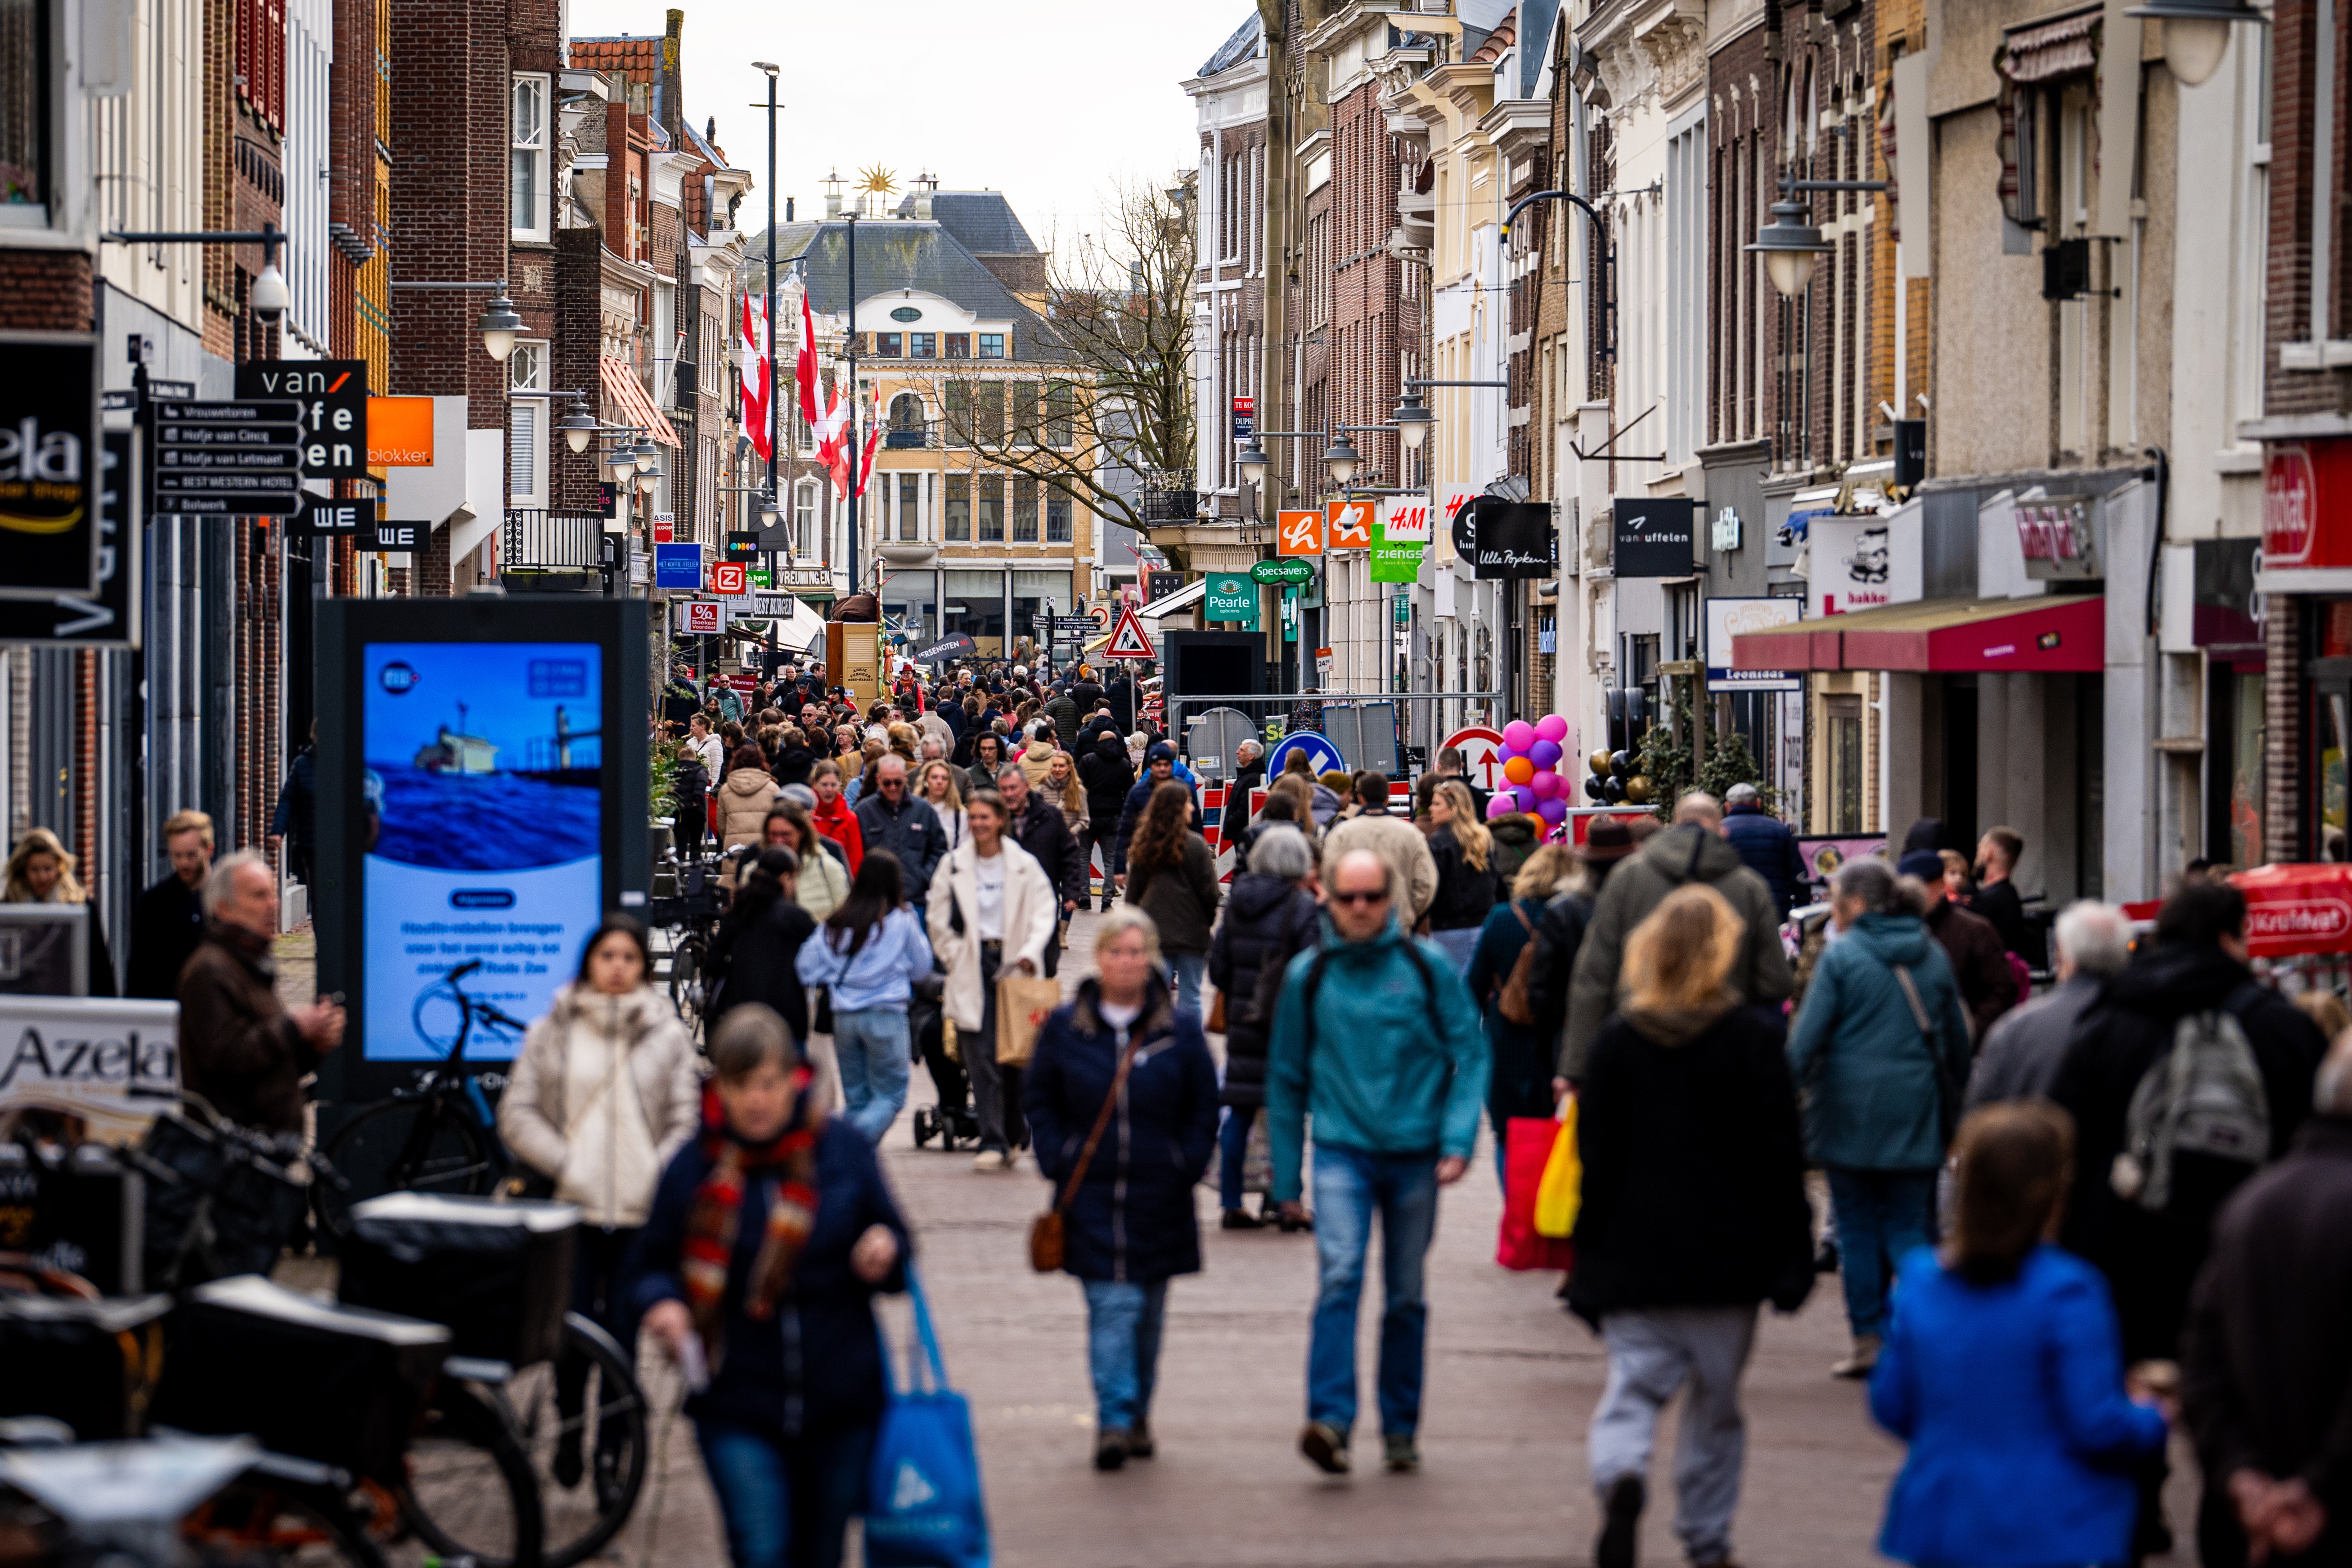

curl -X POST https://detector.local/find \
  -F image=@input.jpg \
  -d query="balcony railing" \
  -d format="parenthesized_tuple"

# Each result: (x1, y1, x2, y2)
(882, 425, 934, 449)
(1141, 488, 1199, 523)
(503, 509, 608, 570)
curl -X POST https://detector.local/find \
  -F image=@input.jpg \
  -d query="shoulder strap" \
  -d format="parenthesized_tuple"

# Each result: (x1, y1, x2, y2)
(1053, 1031, 1144, 1218)
(1890, 963, 1934, 1035)
(1512, 903, 1534, 938)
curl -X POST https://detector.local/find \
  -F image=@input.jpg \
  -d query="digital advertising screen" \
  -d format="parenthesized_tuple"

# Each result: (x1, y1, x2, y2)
(360, 639, 604, 1061)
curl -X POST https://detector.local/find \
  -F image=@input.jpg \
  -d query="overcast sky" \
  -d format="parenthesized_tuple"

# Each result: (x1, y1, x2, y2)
(567, 0, 1248, 258)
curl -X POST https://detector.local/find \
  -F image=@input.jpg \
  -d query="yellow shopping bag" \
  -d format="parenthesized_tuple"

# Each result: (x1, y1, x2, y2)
(1533, 1095, 1581, 1240)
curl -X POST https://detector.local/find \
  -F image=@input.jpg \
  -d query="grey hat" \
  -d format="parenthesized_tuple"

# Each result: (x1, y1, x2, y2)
(779, 783, 818, 810)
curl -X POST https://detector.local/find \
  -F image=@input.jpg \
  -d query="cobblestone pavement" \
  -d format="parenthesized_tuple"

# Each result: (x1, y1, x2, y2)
(282, 910, 2205, 1568)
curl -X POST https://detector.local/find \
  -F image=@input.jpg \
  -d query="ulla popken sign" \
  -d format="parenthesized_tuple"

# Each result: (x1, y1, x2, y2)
(1467, 501, 1556, 579)
(0, 997, 180, 1126)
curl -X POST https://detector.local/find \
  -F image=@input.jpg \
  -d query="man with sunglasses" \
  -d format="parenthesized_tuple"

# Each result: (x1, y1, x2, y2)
(1266, 848, 1489, 1479)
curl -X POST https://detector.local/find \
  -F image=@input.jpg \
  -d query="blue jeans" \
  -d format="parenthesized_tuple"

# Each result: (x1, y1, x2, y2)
(1218, 1107, 1253, 1211)
(832, 1006, 911, 1144)
(1825, 1167, 1938, 1338)
(694, 1419, 873, 1568)
(1168, 952, 1206, 1019)
(1308, 1146, 1439, 1439)
(1082, 1278, 1169, 1433)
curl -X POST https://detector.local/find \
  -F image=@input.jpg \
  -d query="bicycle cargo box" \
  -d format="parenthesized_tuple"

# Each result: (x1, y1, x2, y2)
(337, 1192, 581, 1366)
(135, 1113, 306, 1285)
(151, 1274, 449, 1479)
(0, 1293, 171, 1440)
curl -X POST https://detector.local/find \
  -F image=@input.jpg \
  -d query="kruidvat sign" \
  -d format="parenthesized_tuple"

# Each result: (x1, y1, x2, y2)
(0, 997, 180, 1123)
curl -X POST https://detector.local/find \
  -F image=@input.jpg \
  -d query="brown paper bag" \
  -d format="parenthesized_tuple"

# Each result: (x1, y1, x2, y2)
(994, 972, 1062, 1066)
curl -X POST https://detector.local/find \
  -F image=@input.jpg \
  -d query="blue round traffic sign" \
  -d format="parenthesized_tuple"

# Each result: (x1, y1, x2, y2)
(1266, 731, 1343, 780)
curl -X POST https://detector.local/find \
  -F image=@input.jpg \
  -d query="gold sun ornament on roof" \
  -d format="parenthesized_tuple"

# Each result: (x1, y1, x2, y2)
(858, 166, 898, 198)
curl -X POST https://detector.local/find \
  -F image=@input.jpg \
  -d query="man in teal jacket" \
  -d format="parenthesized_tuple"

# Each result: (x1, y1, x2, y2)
(1268, 847, 1490, 1478)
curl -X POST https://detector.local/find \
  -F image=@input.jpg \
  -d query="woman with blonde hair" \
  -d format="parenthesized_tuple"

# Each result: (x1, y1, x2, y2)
(5, 827, 117, 995)
(917, 760, 968, 855)
(1424, 780, 1500, 970)
(1043, 749, 1089, 840)
(1570, 882, 1814, 1568)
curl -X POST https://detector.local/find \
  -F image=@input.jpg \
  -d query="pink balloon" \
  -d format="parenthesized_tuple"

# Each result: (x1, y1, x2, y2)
(1529, 768, 1564, 800)
(1535, 796, 1569, 826)
(1484, 792, 1520, 821)
(1502, 720, 1538, 751)
(1535, 713, 1569, 744)
(1528, 739, 1563, 770)
(1511, 785, 1539, 813)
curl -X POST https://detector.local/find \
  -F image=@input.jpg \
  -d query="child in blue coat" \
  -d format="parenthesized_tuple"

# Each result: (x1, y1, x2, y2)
(1871, 1101, 2170, 1568)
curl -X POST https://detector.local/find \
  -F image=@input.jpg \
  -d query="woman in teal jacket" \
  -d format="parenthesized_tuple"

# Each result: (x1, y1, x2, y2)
(1786, 858, 1973, 1377)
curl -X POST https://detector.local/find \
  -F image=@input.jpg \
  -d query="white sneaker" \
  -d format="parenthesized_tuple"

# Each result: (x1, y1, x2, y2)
(972, 1150, 1015, 1172)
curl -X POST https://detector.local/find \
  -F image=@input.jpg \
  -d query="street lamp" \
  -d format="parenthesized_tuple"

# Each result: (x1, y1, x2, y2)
(632, 436, 659, 474)
(1322, 433, 1361, 486)
(607, 439, 638, 484)
(477, 287, 524, 363)
(1747, 198, 1837, 300)
(2124, 0, 2267, 86)
(558, 395, 598, 454)
(1389, 390, 1434, 452)
(1236, 436, 1271, 486)
(758, 489, 781, 528)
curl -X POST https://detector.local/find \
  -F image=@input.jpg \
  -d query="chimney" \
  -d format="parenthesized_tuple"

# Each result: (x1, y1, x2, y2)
(910, 171, 935, 220)
(659, 11, 686, 150)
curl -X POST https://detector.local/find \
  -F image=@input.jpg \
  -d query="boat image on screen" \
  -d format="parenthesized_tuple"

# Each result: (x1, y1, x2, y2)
(373, 698, 602, 871)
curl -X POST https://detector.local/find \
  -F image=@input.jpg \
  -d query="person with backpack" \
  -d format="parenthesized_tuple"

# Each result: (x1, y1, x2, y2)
(2050, 878, 2324, 1368)
(1466, 842, 1577, 1186)
(1266, 847, 1489, 1477)
(1206, 824, 1322, 1229)
(1785, 858, 1974, 1380)
(794, 850, 936, 1144)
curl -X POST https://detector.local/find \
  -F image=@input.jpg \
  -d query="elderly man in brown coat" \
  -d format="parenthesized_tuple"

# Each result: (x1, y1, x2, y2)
(178, 849, 344, 1132)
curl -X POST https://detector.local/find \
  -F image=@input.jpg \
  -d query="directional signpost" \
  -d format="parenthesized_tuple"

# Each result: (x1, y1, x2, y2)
(151, 398, 302, 516)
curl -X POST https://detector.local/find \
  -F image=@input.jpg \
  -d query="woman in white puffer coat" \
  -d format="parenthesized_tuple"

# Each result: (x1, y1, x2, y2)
(498, 915, 701, 1489)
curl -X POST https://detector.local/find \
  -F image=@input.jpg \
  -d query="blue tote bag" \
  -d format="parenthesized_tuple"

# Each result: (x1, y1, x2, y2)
(863, 1266, 990, 1568)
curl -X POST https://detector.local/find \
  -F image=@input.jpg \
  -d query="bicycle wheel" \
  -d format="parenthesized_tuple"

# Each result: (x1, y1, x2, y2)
(666, 935, 710, 1043)
(185, 1475, 390, 1568)
(491, 1314, 649, 1568)
(397, 1381, 544, 1568)
(314, 1098, 497, 1241)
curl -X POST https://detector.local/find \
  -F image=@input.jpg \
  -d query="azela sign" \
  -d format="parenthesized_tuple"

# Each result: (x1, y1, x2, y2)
(1250, 559, 1315, 586)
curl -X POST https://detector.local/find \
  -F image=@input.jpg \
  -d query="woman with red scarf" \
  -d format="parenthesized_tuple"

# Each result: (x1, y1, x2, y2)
(632, 1003, 909, 1568)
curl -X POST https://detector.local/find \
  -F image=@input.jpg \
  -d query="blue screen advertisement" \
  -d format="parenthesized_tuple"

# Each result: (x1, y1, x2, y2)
(361, 640, 604, 1060)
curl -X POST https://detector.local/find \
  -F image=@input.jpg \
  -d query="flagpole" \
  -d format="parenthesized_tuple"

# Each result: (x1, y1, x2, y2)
(846, 208, 860, 602)
(756, 64, 779, 525)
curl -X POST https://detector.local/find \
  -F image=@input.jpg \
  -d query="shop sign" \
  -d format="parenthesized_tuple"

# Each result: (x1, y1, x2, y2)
(2015, 495, 2100, 580)
(1250, 558, 1314, 585)
(2254, 441, 2352, 579)
(1327, 498, 1374, 550)
(1613, 497, 1694, 578)
(1372, 496, 1427, 584)
(1710, 507, 1743, 553)
(1807, 509, 1924, 619)
(1230, 395, 1254, 443)
(1276, 509, 1323, 557)
(1705, 597, 1803, 691)
(1203, 573, 1257, 626)
(1468, 501, 1556, 579)
(237, 359, 369, 479)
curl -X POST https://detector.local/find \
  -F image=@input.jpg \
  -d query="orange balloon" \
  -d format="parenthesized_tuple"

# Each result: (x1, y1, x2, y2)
(1502, 755, 1536, 786)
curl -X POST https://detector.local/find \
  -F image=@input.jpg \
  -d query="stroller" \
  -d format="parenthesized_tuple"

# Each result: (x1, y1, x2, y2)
(909, 972, 983, 1150)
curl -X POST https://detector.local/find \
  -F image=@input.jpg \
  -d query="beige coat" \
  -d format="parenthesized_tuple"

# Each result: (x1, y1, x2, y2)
(498, 984, 702, 1227)
(926, 836, 1057, 1031)
(1321, 811, 1440, 926)
(1016, 739, 1059, 792)
(716, 767, 779, 849)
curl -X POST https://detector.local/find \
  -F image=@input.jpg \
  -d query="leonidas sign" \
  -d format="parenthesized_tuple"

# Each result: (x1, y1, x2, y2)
(0, 997, 180, 1130)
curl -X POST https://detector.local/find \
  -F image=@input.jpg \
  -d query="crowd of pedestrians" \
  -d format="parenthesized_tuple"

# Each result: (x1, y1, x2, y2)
(40, 646, 2352, 1568)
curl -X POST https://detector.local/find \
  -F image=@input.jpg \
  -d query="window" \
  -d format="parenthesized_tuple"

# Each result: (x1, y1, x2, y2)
(508, 399, 544, 505)
(942, 568, 1004, 654)
(944, 381, 971, 445)
(976, 381, 1004, 443)
(944, 333, 970, 359)
(511, 74, 549, 241)
(944, 474, 970, 539)
(1826, 694, 1865, 834)
(897, 472, 922, 540)
(1047, 484, 1072, 543)
(978, 333, 1005, 359)
(909, 332, 936, 358)
(507, 339, 548, 393)
(876, 332, 901, 357)
(0, 0, 48, 218)
(1010, 477, 1038, 542)
(976, 475, 1003, 541)
(1046, 382, 1074, 448)
(793, 481, 818, 557)
(1011, 380, 1040, 443)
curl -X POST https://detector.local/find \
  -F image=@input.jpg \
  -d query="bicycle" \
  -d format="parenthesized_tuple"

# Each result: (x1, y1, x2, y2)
(646, 847, 737, 1042)
(312, 959, 527, 1242)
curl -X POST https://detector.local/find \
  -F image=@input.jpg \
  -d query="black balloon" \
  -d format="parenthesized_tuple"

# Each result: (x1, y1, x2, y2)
(1583, 775, 1606, 801)
(1610, 750, 1632, 777)
(1602, 775, 1626, 803)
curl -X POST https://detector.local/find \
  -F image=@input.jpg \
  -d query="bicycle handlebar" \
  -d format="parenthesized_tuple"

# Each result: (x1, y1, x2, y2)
(445, 958, 484, 982)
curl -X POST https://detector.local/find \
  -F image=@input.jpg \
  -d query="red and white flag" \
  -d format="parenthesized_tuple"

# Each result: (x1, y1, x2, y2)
(826, 383, 883, 498)
(738, 293, 771, 464)
(797, 290, 824, 429)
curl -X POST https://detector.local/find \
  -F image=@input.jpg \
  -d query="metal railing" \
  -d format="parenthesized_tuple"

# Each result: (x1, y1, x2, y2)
(503, 509, 608, 569)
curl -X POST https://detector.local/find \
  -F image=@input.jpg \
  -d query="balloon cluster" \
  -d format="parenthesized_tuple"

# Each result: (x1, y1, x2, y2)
(1583, 746, 1652, 805)
(1484, 714, 1574, 829)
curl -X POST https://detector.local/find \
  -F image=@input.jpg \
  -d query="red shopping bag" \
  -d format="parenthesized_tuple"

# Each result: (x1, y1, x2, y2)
(1498, 1116, 1575, 1272)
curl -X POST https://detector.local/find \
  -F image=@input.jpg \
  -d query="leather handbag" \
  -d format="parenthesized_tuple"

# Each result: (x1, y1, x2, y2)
(1497, 903, 1539, 1025)
(1029, 1035, 1143, 1273)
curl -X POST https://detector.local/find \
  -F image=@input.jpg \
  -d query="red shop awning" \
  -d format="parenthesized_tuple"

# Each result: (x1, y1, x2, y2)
(1734, 594, 2105, 674)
